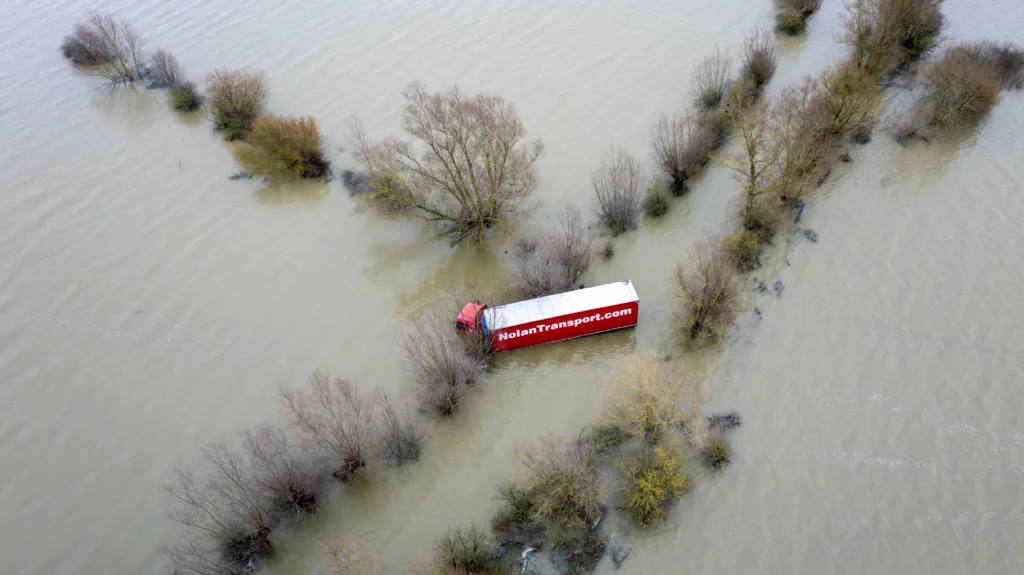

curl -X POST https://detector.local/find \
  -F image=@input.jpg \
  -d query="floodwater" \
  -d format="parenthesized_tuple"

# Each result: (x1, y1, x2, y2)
(1, 0, 1022, 573)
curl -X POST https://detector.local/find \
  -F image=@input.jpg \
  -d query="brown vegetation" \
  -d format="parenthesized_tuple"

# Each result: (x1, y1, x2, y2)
(349, 83, 543, 245)
(60, 12, 145, 85)
(924, 45, 1001, 128)
(693, 49, 732, 109)
(724, 74, 761, 116)
(973, 41, 1024, 89)
(652, 111, 729, 194)
(724, 230, 760, 270)
(401, 310, 481, 417)
(674, 242, 743, 343)
(240, 425, 326, 519)
(279, 371, 378, 481)
(609, 354, 704, 445)
(434, 526, 496, 573)
(508, 205, 594, 299)
(593, 148, 645, 235)
(740, 28, 778, 87)
(722, 103, 781, 235)
(149, 49, 183, 88)
(843, 0, 944, 77)
(702, 432, 733, 468)
(372, 388, 425, 465)
(208, 69, 268, 141)
(817, 63, 884, 138)
(235, 115, 331, 179)
(776, 11, 808, 36)
(515, 438, 607, 535)
(326, 536, 384, 575)
(779, 0, 823, 15)
(769, 79, 842, 205)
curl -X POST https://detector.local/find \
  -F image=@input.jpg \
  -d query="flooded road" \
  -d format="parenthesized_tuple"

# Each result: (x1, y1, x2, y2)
(1, 0, 1022, 573)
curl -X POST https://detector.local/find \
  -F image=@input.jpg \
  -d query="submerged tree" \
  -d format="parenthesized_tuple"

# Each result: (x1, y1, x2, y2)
(350, 82, 543, 245)
(593, 148, 646, 235)
(60, 11, 146, 85)
(508, 205, 594, 298)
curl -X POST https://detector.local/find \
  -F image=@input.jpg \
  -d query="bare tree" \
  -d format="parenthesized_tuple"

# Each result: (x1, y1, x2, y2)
(817, 63, 884, 137)
(149, 49, 184, 88)
(279, 371, 378, 481)
(60, 12, 146, 85)
(508, 205, 594, 298)
(740, 28, 778, 88)
(350, 82, 544, 244)
(207, 69, 268, 140)
(842, 0, 944, 77)
(651, 111, 728, 194)
(720, 103, 782, 235)
(674, 242, 744, 343)
(693, 49, 732, 109)
(372, 388, 425, 465)
(593, 148, 646, 235)
(161, 531, 236, 575)
(325, 536, 384, 575)
(769, 78, 841, 205)
(610, 354, 705, 445)
(401, 310, 479, 416)
(241, 424, 327, 518)
(164, 443, 277, 569)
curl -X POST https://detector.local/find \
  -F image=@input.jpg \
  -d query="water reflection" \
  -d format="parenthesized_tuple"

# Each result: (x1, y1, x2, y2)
(255, 180, 331, 204)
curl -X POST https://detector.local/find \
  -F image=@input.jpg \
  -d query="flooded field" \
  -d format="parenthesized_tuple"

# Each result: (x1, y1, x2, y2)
(1, 0, 1022, 573)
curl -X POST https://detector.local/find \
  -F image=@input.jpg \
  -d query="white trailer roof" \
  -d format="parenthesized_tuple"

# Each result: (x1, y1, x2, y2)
(484, 281, 638, 329)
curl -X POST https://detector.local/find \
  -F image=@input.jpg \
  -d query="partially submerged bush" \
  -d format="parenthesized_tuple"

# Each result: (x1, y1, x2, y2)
(601, 240, 615, 260)
(924, 45, 1001, 128)
(724, 230, 760, 270)
(724, 74, 760, 116)
(974, 41, 1024, 89)
(706, 411, 743, 433)
(577, 421, 632, 457)
(741, 28, 778, 87)
(149, 49, 184, 88)
(208, 69, 268, 140)
(372, 388, 425, 465)
(693, 49, 732, 109)
(775, 11, 807, 36)
(516, 438, 606, 534)
(326, 536, 383, 575)
(770, 78, 843, 205)
(722, 103, 782, 235)
(241, 425, 327, 519)
(401, 311, 480, 417)
(170, 81, 204, 112)
(279, 371, 378, 481)
(60, 12, 146, 85)
(702, 433, 733, 468)
(495, 481, 534, 526)
(618, 445, 688, 526)
(674, 242, 743, 343)
(235, 115, 332, 179)
(843, 0, 944, 76)
(348, 83, 543, 244)
(652, 111, 728, 194)
(435, 525, 494, 573)
(779, 0, 822, 15)
(817, 63, 884, 138)
(609, 354, 704, 445)
(593, 148, 645, 235)
(508, 205, 593, 299)
(643, 182, 670, 217)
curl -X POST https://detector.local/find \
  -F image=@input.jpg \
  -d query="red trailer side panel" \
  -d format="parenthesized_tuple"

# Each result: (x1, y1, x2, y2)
(489, 301, 638, 352)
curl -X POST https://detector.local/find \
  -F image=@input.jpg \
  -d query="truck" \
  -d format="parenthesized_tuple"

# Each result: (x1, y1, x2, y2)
(461, 281, 639, 352)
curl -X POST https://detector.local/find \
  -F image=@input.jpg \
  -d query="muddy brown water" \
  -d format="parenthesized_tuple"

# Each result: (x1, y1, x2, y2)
(2, 0, 1023, 573)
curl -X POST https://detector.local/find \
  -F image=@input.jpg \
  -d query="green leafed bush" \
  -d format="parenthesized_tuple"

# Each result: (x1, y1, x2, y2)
(618, 446, 688, 526)
(235, 115, 331, 179)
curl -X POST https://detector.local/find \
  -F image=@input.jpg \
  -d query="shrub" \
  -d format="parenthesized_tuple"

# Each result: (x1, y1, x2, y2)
(516, 438, 606, 534)
(618, 446, 688, 526)
(495, 481, 534, 525)
(674, 242, 743, 343)
(643, 182, 670, 217)
(652, 111, 728, 194)
(776, 11, 807, 36)
(163, 443, 278, 572)
(235, 115, 331, 179)
(779, 0, 822, 15)
(702, 433, 733, 468)
(724, 230, 760, 270)
(843, 0, 944, 76)
(722, 103, 782, 236)
(593, 148, 645, 235)
(60, 22, 111, 66)
(435, 525, 494, 573)
(170, 81, 204, 112)
(693, 49, 732, 109)
(724, 74, 760, 116)
(770, 78, 843, 205)
(401, 310, 479, 417)
(348, 83, 542, 244)
(240, 425, 327, 521)
(326, 536, 383, 575)
(279, 371, 378, 481)
(707, 411, 743, 433)
(372, 388, 424, 465)
(925, 45, 1000, 128)
(508, 205, 593, 299)
(149, 49, 183, 88)
(741, 28, 778, 87)
(975, 41, 1024, 89)
(817, 63, 884, 138)
(609, 354, 704, 445)
(60, 12, 145, 85)
(208, 69, 268, 141)
(577, 422, 632, 456)
(601, 239, 615, 260)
